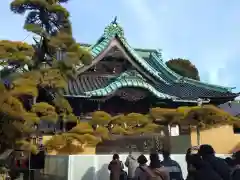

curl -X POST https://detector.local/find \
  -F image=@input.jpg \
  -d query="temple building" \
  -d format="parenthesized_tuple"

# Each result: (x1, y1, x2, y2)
(63, 18, 239, 116)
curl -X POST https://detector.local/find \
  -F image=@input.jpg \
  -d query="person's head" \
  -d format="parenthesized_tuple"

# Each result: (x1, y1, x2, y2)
(162, 150, 170, 160)
(149, 152, 161, 168)
(188, 154, 205, 170)
(128, 148, 133, 155)
(137, 154, 148, 165)
(198, 144, 215, 159)
(150, 152, 159, 161)
(186, 147, 199, 164)
(225, 157, 234, 167)
(186, 148, 192, 163)
(233, 150, 240, 164)
(113, 154, 119, 160)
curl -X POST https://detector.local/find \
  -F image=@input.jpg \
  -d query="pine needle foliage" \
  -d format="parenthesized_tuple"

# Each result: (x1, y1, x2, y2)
(150, 105, 240, 129)
(166, 58, 200, 80)
(45, 105, 240, 154)
(0, 0, 92, 153)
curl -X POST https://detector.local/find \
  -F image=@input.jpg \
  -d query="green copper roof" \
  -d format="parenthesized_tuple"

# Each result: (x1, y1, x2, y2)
(80, 43, 155, 60)
(66, 17, 239, 103)
(81, 20, 169, 84)
(84, 70, 176, 99)
(103, 19, 125, 39)
(79, 18, 234, 93)
(64, 70, 237, 103)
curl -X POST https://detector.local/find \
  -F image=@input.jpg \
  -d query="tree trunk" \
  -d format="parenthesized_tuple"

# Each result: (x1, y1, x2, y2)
(197, 125, 200, 146)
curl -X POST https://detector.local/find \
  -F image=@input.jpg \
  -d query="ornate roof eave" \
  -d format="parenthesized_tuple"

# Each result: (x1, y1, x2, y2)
(63, 91, 215, 105)
(172, 98, 211, 104)
(80, 43, 160, 57)
(84, 76, 177, 100)
(200, 91, 240, 98)
(172, 93, 240, 104)
(64, 94, 92, 98)
(63, 93, 234, 105)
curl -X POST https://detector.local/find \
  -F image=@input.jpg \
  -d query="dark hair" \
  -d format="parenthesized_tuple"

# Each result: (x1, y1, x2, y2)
(186, 148, 192, 163)
(150, 153, 159, 161)
(113, 154, 119, 160)
(225, 157, 234, 167)
(188, 154, 204, 170)
(137, 154, 148, 165)
(198, 144, 215, 157)
(233, 151, 240, 163)
(149, 153, 161, 168)
(162, 150, 170, 158)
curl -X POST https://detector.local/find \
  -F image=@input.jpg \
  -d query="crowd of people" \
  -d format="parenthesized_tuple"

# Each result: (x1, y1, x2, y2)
(108, 144, 240, 180)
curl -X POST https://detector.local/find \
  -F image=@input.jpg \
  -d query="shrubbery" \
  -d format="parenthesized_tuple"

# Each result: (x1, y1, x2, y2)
(0, 0, 92, 155)
(45, 106, 240, 154)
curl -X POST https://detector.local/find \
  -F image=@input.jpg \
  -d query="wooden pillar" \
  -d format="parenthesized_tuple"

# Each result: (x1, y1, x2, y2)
(97, 102, 101, 111)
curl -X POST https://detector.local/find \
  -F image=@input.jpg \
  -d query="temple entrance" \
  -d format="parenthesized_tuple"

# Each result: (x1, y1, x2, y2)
(101, 96, 151, 114)
(68, 87, 154, 115)
(100, 87, 152, 114)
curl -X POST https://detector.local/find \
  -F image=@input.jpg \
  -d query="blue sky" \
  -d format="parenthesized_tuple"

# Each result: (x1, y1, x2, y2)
(1, 0, 240, 92)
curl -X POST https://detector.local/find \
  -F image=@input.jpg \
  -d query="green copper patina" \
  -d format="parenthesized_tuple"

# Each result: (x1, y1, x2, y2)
(103, 16, 125, 39)
(64, 17, 238, 103)
(82, 18, 232, 92)
(81, 18, 168, 83)
(84, 70, 176, 99)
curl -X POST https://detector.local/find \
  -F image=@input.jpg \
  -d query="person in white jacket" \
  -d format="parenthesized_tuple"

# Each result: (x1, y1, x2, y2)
(125, 151, 138, 180)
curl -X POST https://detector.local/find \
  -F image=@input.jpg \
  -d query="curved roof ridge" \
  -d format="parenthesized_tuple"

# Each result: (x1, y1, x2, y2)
(80, 43, 159, 54)
(151, 52, 233, 92)
(116, 70, 146, 81)
(119, 38, 169, 84)
(82, 19, 170, 84)
(84, 77, 177, 99)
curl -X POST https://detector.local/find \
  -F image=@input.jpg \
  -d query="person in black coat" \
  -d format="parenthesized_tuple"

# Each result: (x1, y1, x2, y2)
(232, 151, 240, 180)
(198, 144, 231, 180)
(188, 154, 223, 180)
(185, 147, 198, 180)
(161, 150, 183, 180)
(108, 154, 124, 180)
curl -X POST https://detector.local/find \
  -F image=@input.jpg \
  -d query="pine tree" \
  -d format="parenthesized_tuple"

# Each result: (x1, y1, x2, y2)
(166, 58, 200, 81)
(0, 0, 92, 154)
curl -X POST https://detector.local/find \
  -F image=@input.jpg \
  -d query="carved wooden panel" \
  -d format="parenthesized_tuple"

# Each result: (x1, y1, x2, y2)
(85, 57, 131, 74)
(116, 88, 148, 101)
(105, 46, 123, 58)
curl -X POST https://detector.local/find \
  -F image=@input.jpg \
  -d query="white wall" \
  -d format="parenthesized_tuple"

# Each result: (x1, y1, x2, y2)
(43, 154, 230, 180)
(68, 154, 187, 180)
